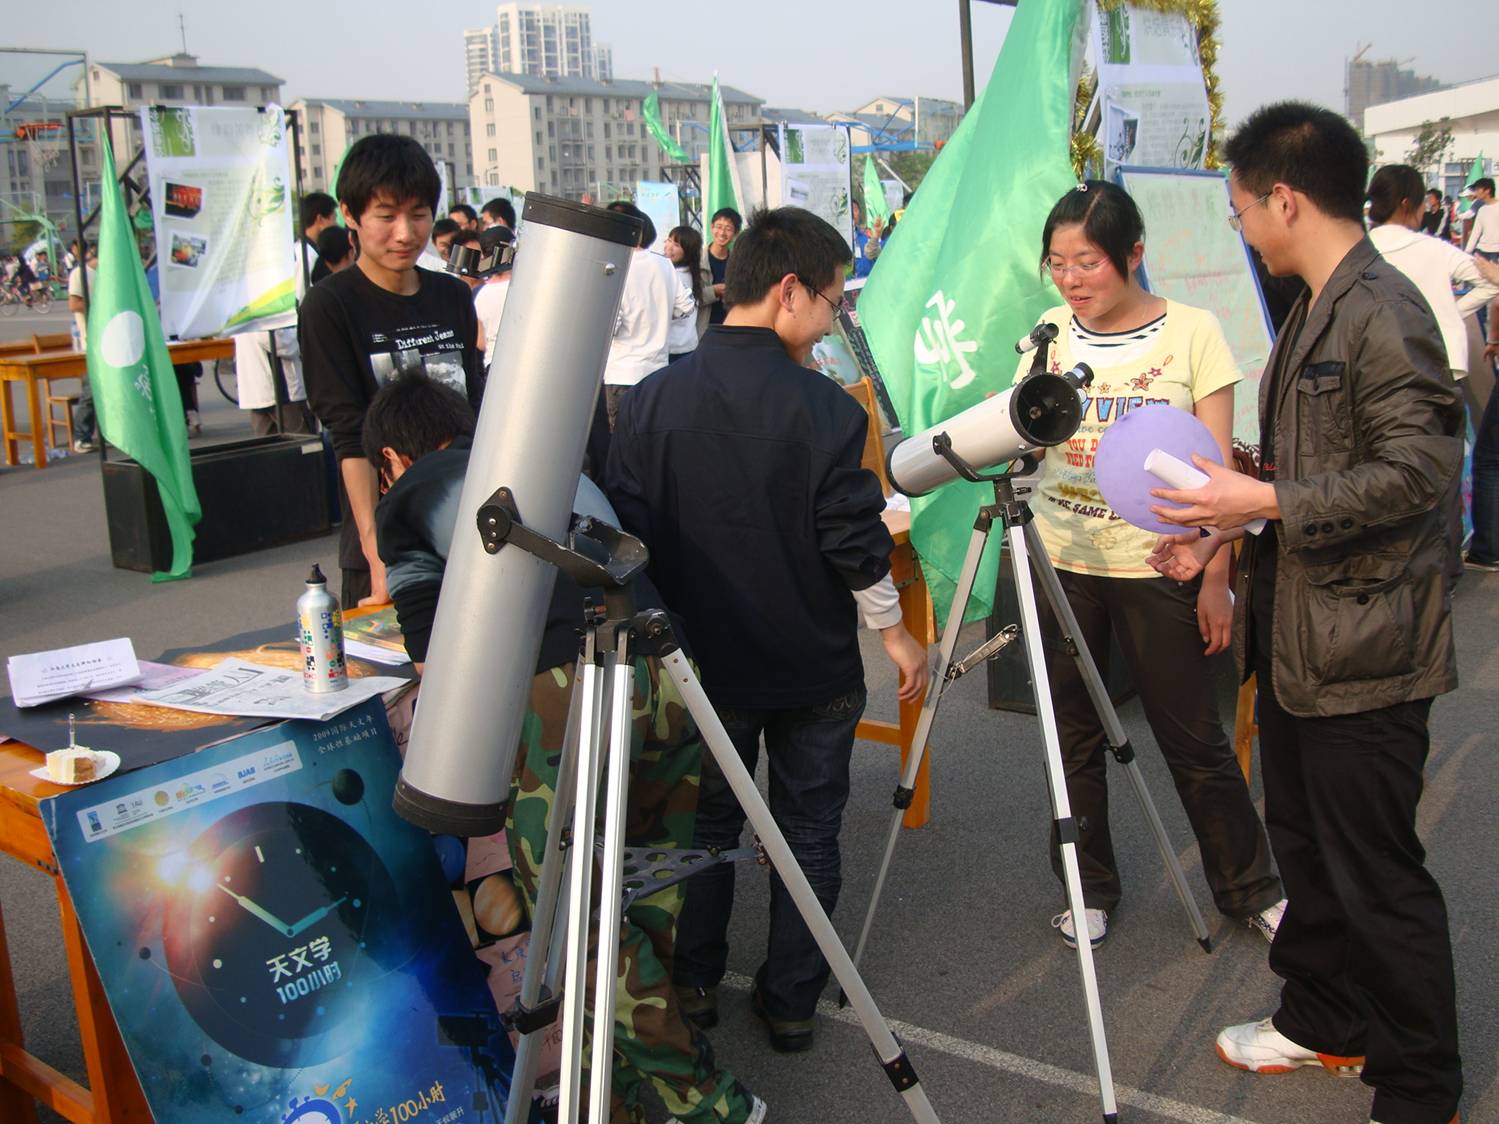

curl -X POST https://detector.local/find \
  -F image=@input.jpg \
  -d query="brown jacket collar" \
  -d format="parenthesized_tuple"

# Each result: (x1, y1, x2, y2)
(1260, 237, 1382, 422)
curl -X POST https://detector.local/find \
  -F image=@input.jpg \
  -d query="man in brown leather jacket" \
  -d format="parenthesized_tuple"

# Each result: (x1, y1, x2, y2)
(1147, 102, 1464, 1124)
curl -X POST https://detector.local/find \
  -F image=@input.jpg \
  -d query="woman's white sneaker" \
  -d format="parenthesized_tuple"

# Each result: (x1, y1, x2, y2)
(1051, 908, 1108, 949)
(1244, 898, 1287, 944)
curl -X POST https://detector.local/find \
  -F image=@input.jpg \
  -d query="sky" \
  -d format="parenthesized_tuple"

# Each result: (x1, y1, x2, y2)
(2, 1, 1493, 127)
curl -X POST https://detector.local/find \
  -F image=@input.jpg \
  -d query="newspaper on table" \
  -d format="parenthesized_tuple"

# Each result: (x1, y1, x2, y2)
(83, 660, 201, 703)
(133, 658, 408, 722)
(7, 639, 142, 708)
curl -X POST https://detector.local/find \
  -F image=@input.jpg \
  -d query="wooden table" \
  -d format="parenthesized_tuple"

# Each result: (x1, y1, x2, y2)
(856, 511, 937, 830)
(0, 337, 234, 469)
(0, 741, 152, 1122)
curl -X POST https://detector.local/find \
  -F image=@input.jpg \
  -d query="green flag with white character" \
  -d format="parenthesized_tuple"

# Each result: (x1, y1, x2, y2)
(857, 0, 1087, 624)
(89, 137, 200, 582)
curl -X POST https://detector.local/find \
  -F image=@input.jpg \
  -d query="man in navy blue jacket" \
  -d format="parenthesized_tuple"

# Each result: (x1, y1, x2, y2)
(606, 206, 928, 1053)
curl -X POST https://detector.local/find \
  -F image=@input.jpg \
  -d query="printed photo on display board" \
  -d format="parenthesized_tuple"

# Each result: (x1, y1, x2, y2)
(41, 698, 514, 1123)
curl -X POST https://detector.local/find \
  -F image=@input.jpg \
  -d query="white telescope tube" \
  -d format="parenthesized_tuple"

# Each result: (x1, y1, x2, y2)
(886, 366, 1092, 497)
(394, 195, 642, 836)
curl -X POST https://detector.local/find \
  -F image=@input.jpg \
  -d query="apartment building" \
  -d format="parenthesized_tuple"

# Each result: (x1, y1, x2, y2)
(470, 73, 761, 201)
(464, 4, 613, 93)
(289, 99, 475, 193)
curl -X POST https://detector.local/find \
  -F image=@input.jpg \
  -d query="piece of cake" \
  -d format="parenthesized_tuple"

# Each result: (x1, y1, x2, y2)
(45, 748, 97, 784)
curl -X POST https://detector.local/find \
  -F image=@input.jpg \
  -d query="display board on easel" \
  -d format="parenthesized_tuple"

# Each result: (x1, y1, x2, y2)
(1116, 166, 1273, 452)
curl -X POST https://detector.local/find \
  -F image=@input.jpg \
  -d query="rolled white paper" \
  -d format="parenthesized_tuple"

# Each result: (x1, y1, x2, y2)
(1145, 449, 1266, 535)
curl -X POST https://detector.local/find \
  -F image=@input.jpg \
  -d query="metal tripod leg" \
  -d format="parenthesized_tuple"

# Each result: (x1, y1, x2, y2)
(1007, 524, 1119, 1124)
(1021, 519, 1212, 953)
(588, 623, 637, 1117)
(851, 516, 992, 976)
(502, 675, 586, 1124)
(660, 649, 943, 1124)
(557, 640, 612, 1124)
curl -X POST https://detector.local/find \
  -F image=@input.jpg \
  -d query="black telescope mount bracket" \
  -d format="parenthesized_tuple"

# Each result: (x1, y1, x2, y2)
(474, 487, 686, 657)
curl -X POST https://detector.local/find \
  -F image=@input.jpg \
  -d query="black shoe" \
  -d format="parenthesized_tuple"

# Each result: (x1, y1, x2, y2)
(674, 984, 718, 1030)
(750, 986, 814, 1053)
(1464, 554, 1499, 573)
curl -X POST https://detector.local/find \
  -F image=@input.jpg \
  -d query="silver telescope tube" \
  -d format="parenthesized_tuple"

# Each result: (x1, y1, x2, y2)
(885, 366, 1091, 497)
(394, 195, 642, 836)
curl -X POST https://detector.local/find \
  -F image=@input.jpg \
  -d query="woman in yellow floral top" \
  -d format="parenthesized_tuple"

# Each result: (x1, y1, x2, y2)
(1020, 181, 1284, 951)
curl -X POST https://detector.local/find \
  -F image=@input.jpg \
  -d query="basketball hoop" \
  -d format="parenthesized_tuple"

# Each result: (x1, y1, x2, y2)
(21, 121, 67, 174)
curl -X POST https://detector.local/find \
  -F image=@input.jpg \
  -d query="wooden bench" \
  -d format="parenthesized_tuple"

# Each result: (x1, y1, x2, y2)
(31, 333, 70, 354)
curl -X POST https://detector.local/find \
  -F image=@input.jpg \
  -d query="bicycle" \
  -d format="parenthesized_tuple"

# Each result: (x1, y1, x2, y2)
(214, 356, 238, 405)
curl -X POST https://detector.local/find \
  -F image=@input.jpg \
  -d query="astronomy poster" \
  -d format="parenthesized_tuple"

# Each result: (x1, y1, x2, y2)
(142, 105, 298, 339)
(42, 698, 514, 1123)
(1095, 4, 1212, 175)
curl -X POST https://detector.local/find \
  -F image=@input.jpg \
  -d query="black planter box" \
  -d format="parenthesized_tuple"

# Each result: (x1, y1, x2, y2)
(102, 435, 332, 572)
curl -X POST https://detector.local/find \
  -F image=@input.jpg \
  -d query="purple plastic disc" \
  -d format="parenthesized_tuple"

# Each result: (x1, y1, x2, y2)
(1092, 403, 1222, 535)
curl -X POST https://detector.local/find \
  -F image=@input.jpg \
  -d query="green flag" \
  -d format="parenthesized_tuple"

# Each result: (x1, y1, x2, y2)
(1459, 153, 1486, 214)
(705, 75, 742, 227)
(857, 0, 1086, 625)
(89, 137, 200, 582)
(643, 92, 689, 163)
(862, 155, 891, 227)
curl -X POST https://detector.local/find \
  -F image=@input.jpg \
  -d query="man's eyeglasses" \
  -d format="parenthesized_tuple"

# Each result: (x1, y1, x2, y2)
(802, 282, 842, 316)
(1228, 193, 1271, 232)
(1043, 258, 1107, 280)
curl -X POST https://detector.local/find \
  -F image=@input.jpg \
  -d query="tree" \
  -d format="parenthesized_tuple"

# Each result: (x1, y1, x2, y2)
(1406, 119, 1454, 179)
(886, 150, 937, 195)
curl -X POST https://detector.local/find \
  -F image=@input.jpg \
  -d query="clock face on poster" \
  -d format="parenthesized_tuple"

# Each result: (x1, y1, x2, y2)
(162, 800, 405, 1067)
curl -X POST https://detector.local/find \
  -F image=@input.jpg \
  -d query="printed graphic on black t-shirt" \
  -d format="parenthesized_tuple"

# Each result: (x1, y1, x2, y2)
(366, 327, 468, 396)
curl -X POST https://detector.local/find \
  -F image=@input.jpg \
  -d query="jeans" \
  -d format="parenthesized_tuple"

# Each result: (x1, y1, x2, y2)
(1469, 382, 1499, 562)
(673, 686, 866, 1020)
(1256, 654, 1461, 1124)
(72, 375, 95, 445)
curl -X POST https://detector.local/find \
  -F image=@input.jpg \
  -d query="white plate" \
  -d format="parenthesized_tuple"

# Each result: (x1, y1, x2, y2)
(29, 750, 122, 787)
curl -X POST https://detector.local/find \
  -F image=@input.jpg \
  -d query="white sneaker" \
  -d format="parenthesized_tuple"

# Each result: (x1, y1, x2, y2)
(1051, 907, 1108, 949)
(186, 409, 202, 436)
(1215, 1016, 1364, 1075)
(1245, 898, 1287, 944)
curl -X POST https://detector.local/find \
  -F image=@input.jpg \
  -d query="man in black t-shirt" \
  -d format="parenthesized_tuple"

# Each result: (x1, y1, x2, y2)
(299, 134, 483, 608)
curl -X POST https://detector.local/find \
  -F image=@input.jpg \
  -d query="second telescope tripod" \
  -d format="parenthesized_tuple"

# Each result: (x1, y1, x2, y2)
(850, 442, 1213, 1123)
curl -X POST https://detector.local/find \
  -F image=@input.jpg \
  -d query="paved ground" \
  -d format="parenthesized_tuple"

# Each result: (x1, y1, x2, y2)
(0, 302, 71, 342)
(1, 356, 1496, 1123)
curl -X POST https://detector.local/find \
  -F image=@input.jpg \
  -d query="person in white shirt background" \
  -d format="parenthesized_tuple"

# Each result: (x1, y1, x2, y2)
(471, 226, 515, 373)
(1463, 177, 1498, 261)
(600, 201, 676, 429)
(1367, 164, 1499, 578)
(663, 224, 710, 362)
(235, 193, 333, 436)
(1367, 165, 1498, 382)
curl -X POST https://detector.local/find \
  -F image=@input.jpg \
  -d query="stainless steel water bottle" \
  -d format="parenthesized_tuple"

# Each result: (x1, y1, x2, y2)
(296, 564, 348, 692)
